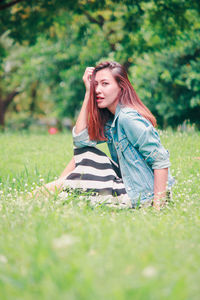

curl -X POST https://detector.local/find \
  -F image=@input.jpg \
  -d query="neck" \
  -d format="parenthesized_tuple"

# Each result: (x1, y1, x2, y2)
(107, 100, 119, 115)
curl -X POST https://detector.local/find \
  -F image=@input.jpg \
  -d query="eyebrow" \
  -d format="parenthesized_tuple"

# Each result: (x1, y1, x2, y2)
(94, 78, 110, 82)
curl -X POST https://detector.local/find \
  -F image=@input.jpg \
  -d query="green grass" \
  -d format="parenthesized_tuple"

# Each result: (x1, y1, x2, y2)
(0, 130, 200, 300)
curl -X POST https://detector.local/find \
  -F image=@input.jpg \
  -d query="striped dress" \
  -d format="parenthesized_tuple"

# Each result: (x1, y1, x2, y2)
(61, 146, 132, 208)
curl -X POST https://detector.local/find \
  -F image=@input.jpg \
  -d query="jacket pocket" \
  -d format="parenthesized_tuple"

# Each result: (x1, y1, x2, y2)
(117, 138, 139, 161)
(118, 138, 129, 152)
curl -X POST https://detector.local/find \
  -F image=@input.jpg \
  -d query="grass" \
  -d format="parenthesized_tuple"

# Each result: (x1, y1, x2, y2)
(0, 130, 200, 300)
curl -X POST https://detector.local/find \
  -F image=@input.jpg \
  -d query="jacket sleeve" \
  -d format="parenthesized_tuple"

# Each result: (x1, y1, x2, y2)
(120, 111, 171, 169)
(72, 126, 98, 148)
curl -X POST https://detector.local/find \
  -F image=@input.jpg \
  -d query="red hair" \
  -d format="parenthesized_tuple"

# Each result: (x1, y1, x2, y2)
(87, 61, 157, 141)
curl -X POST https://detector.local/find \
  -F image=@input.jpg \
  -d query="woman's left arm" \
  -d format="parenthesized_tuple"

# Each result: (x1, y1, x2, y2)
(153, 168, 168, 210)
(120, 110, 171, 210)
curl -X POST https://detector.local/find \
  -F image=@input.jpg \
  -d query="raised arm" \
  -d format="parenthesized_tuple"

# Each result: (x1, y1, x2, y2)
(75, 67, 95, 134)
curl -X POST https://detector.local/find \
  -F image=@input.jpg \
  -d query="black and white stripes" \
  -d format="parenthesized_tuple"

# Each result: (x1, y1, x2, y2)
(63, 146, 127, 196)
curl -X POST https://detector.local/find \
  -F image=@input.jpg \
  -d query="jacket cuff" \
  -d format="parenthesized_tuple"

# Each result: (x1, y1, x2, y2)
(149, 149, 171, 169)
(152, 160, 171, 169)
(72, 126, 90, 141)
(72, 126, 97, 148)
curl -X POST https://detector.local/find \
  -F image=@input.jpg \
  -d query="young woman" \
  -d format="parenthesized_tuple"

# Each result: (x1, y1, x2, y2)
(44, 61, 174, 209)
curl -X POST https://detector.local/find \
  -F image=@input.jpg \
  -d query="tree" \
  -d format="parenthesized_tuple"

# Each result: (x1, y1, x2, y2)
(131, 18, 200, 128)
(0, 0, 199, 128)
(0, 90, 19, 127)
(0, 32, 21, 128)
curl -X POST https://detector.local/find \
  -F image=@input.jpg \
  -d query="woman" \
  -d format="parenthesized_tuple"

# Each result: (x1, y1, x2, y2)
(44, 61, 174, 209)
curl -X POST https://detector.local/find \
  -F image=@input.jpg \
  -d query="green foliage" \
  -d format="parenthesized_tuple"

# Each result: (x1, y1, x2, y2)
(0, 0, 79, 44)
(0, 0, 199, 127)
(131, 20, 200, 127)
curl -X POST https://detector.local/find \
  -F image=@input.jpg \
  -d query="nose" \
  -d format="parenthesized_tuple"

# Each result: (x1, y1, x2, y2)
(95, 84, 101, 95)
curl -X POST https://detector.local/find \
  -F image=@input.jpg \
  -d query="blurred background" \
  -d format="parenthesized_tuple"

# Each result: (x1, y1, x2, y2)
(0, 0, 199, 132)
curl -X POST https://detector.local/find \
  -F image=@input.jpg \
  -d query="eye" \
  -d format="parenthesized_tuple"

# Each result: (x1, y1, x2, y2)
(102, 82, 109, 86)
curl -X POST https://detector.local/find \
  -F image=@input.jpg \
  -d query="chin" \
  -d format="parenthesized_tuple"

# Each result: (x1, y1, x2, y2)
(97, 103, 106, 109)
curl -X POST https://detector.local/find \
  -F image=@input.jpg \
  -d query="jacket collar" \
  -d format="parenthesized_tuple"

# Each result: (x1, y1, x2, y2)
(111, 103, 121, 127)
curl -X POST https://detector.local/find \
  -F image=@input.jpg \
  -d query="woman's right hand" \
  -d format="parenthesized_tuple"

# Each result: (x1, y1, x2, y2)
(75, 67, 95, 134)
(82, 67, 95, 93)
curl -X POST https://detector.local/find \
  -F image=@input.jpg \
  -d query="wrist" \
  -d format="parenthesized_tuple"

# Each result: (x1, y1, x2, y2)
(84, 91, 90, 103)
(85, 88, 90, 96)
(153, 191, 166, 209)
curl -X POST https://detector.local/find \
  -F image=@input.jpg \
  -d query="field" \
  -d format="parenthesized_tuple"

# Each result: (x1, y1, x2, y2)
(0, 130, 200, 300)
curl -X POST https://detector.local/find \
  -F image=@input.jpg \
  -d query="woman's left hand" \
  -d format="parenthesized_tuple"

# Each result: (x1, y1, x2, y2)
(152, 200, 161, 211)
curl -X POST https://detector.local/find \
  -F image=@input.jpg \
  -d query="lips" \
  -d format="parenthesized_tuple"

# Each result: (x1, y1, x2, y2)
(96, 96, 104, 102)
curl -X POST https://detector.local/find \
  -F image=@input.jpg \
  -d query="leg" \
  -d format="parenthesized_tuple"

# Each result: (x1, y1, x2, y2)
(43, 178, 66, 193)
(59, 157, 76, 178)
(45, 157, 76, 192)
(34, 157, 76, 196)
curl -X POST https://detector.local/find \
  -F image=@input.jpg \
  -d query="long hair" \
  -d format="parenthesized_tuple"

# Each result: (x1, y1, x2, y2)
(87, 61, 157, 141)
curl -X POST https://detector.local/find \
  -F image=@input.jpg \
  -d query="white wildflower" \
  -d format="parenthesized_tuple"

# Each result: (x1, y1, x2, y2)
(0, 255, 8, 264)
(12, 178, 16, 183)
(142, 266, 157, 278)
(52, 234, 77, 249)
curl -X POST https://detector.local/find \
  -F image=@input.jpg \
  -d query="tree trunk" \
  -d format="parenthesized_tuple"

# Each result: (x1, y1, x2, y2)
(0, 97, 5, 128)
(30, 80, 39, 117)
(0, 90, 19, 129)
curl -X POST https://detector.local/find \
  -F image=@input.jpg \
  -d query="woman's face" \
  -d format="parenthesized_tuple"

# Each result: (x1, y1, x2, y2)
(94, 68, 121, 114)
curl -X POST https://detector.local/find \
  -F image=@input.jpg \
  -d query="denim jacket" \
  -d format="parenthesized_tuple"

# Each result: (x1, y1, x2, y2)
(72, 104, 174, 206)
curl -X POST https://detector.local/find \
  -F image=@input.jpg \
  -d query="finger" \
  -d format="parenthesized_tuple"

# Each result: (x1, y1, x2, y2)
(83, 67, 95, 82)
(86, 67, 95, 74)
(87, 69, 95, 81)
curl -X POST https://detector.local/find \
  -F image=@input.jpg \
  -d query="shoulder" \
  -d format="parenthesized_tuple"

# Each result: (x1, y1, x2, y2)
(118, 106, 151, 128)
